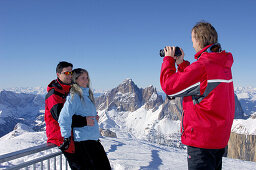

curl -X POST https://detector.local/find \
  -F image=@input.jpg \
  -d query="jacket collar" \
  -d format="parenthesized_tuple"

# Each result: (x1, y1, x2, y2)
(194, 44, 214, 60)
(81, 87, 90, 96)
(57, 78, 71, 93)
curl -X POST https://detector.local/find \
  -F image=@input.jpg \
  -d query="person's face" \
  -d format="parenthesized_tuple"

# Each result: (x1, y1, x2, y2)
(191, 31, 201, 53)
(57, 66, 72, 84)
(76, 72, 89, 88)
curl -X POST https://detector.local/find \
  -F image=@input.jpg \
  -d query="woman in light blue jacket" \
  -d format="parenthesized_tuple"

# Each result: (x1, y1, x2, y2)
(58, 68, 111, 170)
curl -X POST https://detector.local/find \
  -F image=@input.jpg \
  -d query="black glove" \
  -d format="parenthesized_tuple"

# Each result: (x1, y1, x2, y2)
(59, 137, 71, 151)
(72, 115, 87, 127)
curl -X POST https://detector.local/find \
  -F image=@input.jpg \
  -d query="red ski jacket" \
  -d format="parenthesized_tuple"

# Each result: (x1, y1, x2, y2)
(160, 44, 235, 149)
(45, 79, 75, 153)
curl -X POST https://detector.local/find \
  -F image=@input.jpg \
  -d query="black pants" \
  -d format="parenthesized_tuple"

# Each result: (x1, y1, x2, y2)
(75, 140, 111, 170)
(62, 151, 82, 170)
(187, 146, 225, 170)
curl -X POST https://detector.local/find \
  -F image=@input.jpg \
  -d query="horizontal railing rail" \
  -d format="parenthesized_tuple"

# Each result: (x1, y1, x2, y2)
(0, 143, 69, 170)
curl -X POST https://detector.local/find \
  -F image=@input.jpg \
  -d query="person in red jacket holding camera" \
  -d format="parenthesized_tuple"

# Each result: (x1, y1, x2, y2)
(160, 22, 235, 170)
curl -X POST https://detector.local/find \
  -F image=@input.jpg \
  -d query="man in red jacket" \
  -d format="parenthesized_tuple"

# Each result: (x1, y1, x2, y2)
(45, 61, 88, 169)
(160, 22, 235, 170)
(45, 61, 73, 148)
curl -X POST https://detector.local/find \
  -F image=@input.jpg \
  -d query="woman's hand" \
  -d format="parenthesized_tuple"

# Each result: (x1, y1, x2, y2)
(86, 116, 96, 126)
(96, 115, 99, 122)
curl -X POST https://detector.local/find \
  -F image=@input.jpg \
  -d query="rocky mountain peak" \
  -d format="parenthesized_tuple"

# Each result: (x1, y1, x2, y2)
(142, 86, 163, 111)
(95, 79, 163, 112)
(117, 78, 139, 94)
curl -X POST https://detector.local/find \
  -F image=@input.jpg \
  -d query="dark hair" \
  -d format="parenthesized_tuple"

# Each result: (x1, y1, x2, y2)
(192, 21, 218, 49)
(56, 61, 73, 73)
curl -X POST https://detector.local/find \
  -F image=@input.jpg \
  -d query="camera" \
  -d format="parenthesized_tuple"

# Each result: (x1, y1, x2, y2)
(160, 46, 182, 57)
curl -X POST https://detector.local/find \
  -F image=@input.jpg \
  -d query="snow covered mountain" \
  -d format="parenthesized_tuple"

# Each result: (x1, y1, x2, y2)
(0, 80, 252, 140)
(95, 79, 182, 147)
(0, 90, 45, 137)
(96, 79, 163, 112)
(1, 123, 256, 170)
(235, 86, 256, 117)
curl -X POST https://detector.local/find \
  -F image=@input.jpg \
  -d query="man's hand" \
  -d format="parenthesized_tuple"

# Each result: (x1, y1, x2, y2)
(59, 137, 71, 151)
(164, 46, 175, 57)
(164, 46, 184, 65)
(174, 48, 184, 65)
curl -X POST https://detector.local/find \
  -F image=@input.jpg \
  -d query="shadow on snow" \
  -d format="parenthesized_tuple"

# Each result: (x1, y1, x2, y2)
(140, 149, 163, 169)
(107, 140, 125, 153)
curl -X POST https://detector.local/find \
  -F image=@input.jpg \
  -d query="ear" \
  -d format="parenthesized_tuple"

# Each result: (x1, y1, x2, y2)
(199, 42, 203, 49)
(57, 72, 60, 79)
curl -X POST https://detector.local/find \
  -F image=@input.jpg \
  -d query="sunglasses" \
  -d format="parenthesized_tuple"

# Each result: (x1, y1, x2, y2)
(61, 71, 73, 75)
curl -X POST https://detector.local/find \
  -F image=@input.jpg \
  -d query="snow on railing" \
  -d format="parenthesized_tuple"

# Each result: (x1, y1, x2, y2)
(0, 143, 69, 170)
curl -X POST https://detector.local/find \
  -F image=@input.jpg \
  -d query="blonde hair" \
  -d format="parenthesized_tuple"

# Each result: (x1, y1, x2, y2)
(70, 68, 95, 104)
(192, 21, 218, 49)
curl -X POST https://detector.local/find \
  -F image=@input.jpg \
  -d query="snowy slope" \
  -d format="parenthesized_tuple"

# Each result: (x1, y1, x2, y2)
(0, 124, 256, 170)
(98, 104, 183, 148)
(231, 113, 256, 135)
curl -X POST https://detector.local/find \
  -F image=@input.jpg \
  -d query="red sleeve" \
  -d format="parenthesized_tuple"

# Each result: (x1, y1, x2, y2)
(160, 56, 204, 97)
(178, 60, 190, 72)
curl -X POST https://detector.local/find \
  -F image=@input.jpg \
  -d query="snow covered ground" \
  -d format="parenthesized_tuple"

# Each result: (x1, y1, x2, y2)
(0, 125, 256, 170)
(231, 114, 256, 135)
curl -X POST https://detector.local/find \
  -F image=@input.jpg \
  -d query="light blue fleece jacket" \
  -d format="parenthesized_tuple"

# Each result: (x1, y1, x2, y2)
(58, 87, 100, 141)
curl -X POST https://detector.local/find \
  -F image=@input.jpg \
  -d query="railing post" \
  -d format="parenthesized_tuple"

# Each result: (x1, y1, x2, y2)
(54, 156, 56, 170)
(41, 161, 43, 170)
(47, 158, 50, 170)
(60, 154, 62, 170)
(66, 158, 68, 170)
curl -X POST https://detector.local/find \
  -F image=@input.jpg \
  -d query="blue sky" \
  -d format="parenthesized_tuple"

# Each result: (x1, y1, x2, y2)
(1, 0, 256, 91)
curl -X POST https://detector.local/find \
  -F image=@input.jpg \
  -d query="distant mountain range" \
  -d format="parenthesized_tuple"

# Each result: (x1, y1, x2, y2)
(0, 87, 47, 95)
(1, 84, 256, 116)
(0, 87, 107, 97)
(1, 80, 255, 138)
(234, 86, 256, 116)
(0, 80, 256, 161)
